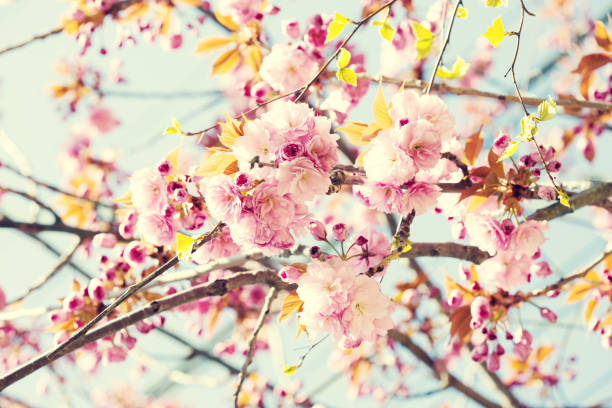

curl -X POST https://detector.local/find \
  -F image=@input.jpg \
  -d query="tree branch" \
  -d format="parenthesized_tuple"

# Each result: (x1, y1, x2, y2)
(527, 182, 612, 221)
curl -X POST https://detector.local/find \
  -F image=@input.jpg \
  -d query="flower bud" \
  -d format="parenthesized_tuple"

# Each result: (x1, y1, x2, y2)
(87, 278, 106, 303)
(332, 223, 348, 242)
(92, 233, 117, 249)
(282, 19, 300, 39)
(540, 307, 558, 323)
(124, 241, 146, 267)
(492, 133, 510, 155)
(157, 159, 172, 176)
(308, 221, 327, 241)
(471, 296, 491, 322)
(487, 353, 500, 371)
(447, 289, 464, 308)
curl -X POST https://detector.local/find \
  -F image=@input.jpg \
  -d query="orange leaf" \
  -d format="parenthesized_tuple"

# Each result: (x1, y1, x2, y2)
(244, 45, 262, 73)
(194, 151, 238, 177)
(464, 128, 483, 165)
(195, 36, 234, 54)
(279, 291, 304, 322)
(579, 72, 594, 99)
(487, 150, 505, 179)
(337, 121, 371, 146)
(218, 114, 245, 147)
(572, 53, 612, 75)
(601, 312, 612, 327)
(211, 47, 241, 76)
(214, 6, 240, 31)
(113, 191, 133, 206)
(594, 21, 612, 51)
(567, 282, 597, 303)
(372, 82, 392, 129)
(175, 0, 205, 5)
(535, 345, 553, 362)
(466, 195, 488, 213)
(449, 305, 472, 344)
(585, 298, 598, 325)
(121, 3, 150, 21)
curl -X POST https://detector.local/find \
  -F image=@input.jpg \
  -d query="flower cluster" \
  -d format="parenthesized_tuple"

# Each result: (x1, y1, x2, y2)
(465, 215, 549, 291)
(202, 101, 338, 254)
(356, 89, 455, 215)
(296, 257, 394, 349)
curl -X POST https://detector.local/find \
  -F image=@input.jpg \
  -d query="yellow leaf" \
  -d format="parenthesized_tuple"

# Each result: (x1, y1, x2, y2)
(211, 47, 241, 76)
(166, 142, 182, 176)
(283, 365, 299, 375)
(497, 140, 521, 161)
(63, 20, 80, 35)
(244, 45, 262, 73)
(337, 121, 370, 146)
(558, 190, 571, 208)
(511, 358, 528, 372)
(175, 0, 205, 5)
(337, 47, 351, 69)
(535, 346, 553, 362)
(584, 268, 601, 283)
(601, 313, 612, 327)
(410, 21, 433, 59)
(279, 291, 304, 322)
(567, 282, 596, 303)
(214, 6, 240, 31)
(164, 126, 178, 135)
(466, 194, 488, 213)
(456, 7, 468, 18)
(372, 21, 394, 41)
(355, 148, 370, 167)
(113, 191, 132, 205)
(195, 151, 238, 177)
(195, 36, 234, 54)
(174, 233, 196, 261)
(325, 13, 350, 44)
(585, 298, 598, 325)
(538, 96, 557, 121)
(436, 56, 471, 79)
(518, 114, 537, 141)
(484, 0, 508, 6)
(336, 68, 357, 86)
(372, 82, 392, 129)
(483, 17, 506, 48)
(218, 114, 244, 147)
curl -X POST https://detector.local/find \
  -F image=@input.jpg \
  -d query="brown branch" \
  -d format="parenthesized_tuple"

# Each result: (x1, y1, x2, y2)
(425, 0, 463, 94)
(360, 75, 612, 112)
(233, 287, 278, 407)
(0, 269, 294, 391)
(0, 216, 106, 239)
(388, 329, 502, 408)
(403, 242, 490, 264)
(9, 238, 82, 304)
(527, 182, 612, 221)
(0, 186, 61, 222)
(0, 27, 62, 56)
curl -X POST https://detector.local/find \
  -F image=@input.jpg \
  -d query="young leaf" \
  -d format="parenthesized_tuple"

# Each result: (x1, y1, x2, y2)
(585, 298, 598, 325)
(558, 190, 571, 208)
(283, 365, 299, 375)
(279, 291, 304, 322)
(164, 126, 178, 135)
(484, 0, 508, 6)
(518, 114, 537, 141)
(372, 82, 393, 129)
(464, 128, 483, 165)
(337, 47, 351, 69)
(456, 7, 468, 18)
(174, 233, 196, 261)
(483, 17, 506, 48)
(211, 47, 241, 76)
(497, 140, 521, 161)
(337, 121, 370, 146)
(436, 56, 471, 79)
(410, 21, 434, 59)
(336, 68, 357, 86)
(594, 20, 612, 51)
(325, 13, 350, 44)
(372, 21, 394, 42)
(195, 36, 234, 54)
(538, 96, 557, 121)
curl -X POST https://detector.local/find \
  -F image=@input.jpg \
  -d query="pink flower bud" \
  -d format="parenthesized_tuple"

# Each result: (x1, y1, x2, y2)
(471, 342, 488, 363)
(492, 133, 510, 155)
(531, 261, 552, 278)
(308, 220, 327, 241)
(470, 296, 491, 322)
(124, 241, 146, 267)
(157, 159, 172, 176)
(282, 19, 300, 39)
(167, 33, 182, 50)
(279, 265, 302, 283)
(546, 160, 562, 172)
(332, 223, 348, 242)
(447, 289, 464, 308)
(92, 233, 117, 249)
(537, 185, 556, 201)
(540, 307, 558, 323)
(309, 246, 321, 258)
(487, 353, 500, 371)
(87, 278, 106, 303)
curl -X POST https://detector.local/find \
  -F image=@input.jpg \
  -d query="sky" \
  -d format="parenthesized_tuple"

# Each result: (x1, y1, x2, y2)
(1, 0, 612, 407)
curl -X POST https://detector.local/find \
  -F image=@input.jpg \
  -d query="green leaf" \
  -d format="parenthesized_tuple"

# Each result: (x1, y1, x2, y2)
(336, 68, 357, 86)
(497, 140, 521, 162)
(518, 114, 538, 141)
(337, 47, 351, 69)
(174, 233, 196, 261)
(325, 13, 350, 44)
(538, 96, 557, 121)
(410, 21, 434, 59)
(483, 17, 506, 48)
(436, 56, 471, 79)
(283, 364, 299, 375)
(558, 190, 571, 208)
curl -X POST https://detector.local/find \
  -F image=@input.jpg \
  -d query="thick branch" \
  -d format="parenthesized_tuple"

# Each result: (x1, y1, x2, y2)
(527, 182, 612, 221)
(388, 330, 502, 408)
(0, 269, 295, 391)
(0, 217, 105, 239)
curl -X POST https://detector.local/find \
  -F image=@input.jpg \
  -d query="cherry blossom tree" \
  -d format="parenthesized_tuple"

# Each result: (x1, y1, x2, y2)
(1, 0, 611, 407)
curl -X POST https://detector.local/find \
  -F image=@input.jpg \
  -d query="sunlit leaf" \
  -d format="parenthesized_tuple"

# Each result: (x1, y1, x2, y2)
(194, 151, 238, 177)
(410, 21, 434, 59)
(456, 7, 468, 18)
(195, 36, 234, 54)
(279, 291, 304, 322)
(585, 298, 598, 325)
(558, 190, 571, 208)
(174, 233, 196, 261)
(214, 6, 240, 31)
(483, 17, 506, 48)
(372, 82, 392, 129)
(283, 365, 299, 375)
(436, 56, 471, 79)
(464, 128, 483, 165)
(244, 45, 262, 73)
(535, 346, 553, 362)
(594, 21, 612, 51)
(567, 282, 597, 303)
(337, 47, 351, 69)
(336, 68, 357, 86)
(372, 21, 394, 41)
(497, 140, 521, 161)
(337, 121, 370, 146)
(518, 114, 537, 141)
(211, 47, 241, 76)
(326, 13, 351, 44)
(484, 0, 508, 7)
(538, 96, 557, 121)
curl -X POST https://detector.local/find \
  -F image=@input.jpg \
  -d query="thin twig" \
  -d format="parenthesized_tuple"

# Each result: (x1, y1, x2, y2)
(0, 27, 62, 56)
(425, 0, 463, 94)
(0, 186, 62, 222)
(9, 238, 82, 304)
(233, 287, 278, 408)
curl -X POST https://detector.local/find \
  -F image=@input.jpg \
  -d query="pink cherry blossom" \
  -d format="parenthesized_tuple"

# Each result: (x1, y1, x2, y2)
(389, 90, 455, 141)
(511, 220, 548, 258)
(217, 0, 263, 24)
(260, 44, 319, 93)
(89, 106, 119, 134)
(202, 175, 243, 222)
(137, 213, 175, 247)
(477, 252, 532, 291)
(277, 157, 330, 202)
(363, 130, 416, 185)
(397, 119, 441, 170)
(129, 168, 168, 214)
(191, 226, 241, 265)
